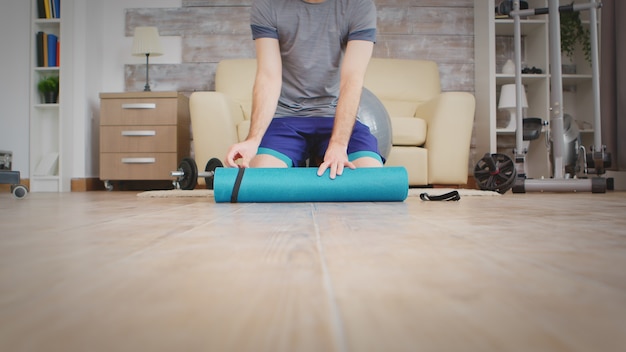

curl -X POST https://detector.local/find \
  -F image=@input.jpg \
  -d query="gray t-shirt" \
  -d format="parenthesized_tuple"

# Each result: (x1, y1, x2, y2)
(250, 0, 377, 117)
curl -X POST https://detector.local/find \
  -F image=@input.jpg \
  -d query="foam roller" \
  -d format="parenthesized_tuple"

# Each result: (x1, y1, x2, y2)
(214, 167, 408, 203)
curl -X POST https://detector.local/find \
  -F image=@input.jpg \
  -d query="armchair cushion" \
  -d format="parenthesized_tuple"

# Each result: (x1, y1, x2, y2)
(390, 117, 427, 146)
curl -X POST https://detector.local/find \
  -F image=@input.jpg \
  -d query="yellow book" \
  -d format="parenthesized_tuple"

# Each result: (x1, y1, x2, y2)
(43, 0, 51, 19)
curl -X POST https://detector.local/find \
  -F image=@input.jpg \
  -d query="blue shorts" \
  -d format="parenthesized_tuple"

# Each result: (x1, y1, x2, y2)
(258, 116, 384, 167)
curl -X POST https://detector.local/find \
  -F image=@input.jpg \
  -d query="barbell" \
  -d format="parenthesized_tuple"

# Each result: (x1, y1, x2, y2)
(171, 157, 223, 190)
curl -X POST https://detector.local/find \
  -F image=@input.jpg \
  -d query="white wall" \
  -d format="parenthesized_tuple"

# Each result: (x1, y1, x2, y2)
(0, 0, 181, 181)
(0, 2, 31, 175)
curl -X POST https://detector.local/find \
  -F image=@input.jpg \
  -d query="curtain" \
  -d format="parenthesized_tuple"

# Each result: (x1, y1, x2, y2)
(601, 0, 626, 170)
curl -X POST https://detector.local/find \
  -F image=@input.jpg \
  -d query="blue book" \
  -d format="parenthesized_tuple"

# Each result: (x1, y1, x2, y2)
(47, 34, 58, 67)
(54, 0, 60, 18)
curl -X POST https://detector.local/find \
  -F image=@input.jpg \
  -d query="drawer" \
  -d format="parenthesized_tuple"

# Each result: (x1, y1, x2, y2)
(100, 153, 177, 180)
(100, 98, 178, 125)
(100, 126, 177, 153)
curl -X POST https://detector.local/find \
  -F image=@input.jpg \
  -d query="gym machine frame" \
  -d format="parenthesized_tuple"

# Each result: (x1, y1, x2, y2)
(508, 0, 609, 193)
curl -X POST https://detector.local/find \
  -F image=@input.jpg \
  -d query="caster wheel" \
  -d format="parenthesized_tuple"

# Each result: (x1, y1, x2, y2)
(11, 184, 28, 199)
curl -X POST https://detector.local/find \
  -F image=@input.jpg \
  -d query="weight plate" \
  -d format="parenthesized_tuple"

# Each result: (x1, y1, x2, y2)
(179, 157, 198, 190)
(474, 153, 516, 194)
(204, 158, 223, 190)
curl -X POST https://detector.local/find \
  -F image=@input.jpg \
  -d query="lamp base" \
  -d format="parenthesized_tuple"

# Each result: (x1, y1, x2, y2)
(143, 53, 151, 92)
(497, 113, 518, 133)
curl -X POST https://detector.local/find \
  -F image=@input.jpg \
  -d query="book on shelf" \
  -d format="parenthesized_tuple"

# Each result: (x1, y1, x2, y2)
(36, 31, 59, 67)
(37, 0, 46, 19)
(43, 0, 51, 19)
(47, 34, 58, 67)
(54, 0, 60, 18)
(37, 0, 60, 19)
(43, 33, 48, 67)
(36, 31, 44, 67)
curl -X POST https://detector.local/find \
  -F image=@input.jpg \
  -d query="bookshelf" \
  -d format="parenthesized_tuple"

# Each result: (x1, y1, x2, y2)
(30, 0, 69, 192)
(474, 0, 600, 179)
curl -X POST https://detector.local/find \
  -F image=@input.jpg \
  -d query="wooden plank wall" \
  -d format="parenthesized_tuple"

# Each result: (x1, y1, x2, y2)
(124, 0, 475, 94)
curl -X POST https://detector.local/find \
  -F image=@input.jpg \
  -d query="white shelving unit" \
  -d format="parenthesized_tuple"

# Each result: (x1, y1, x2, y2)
(474, 0, 599, 179)
(29, 0, 70, 192)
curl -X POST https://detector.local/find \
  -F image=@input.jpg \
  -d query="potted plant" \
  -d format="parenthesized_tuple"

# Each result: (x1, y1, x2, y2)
(560, 4, 591, 72)
(37, 76, 59, 104)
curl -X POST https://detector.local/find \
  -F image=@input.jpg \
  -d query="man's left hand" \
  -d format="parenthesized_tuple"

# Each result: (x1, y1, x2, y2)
(317, 143, 356, 179)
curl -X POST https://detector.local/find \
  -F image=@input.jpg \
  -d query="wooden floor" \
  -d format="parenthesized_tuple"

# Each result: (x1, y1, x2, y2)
(1, 190, 625, 352)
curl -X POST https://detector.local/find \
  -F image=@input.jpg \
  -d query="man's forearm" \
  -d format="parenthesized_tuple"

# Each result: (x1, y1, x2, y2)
(246, 75, 281, 144)
(330, 77, 363, 148)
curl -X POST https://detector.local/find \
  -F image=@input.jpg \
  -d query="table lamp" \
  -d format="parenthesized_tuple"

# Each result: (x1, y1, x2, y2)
(132, 27, 163, 91)
(498, 84, 528, 132)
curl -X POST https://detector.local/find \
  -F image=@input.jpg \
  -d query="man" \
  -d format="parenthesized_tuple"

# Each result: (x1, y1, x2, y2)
(225, 0, 383, 179)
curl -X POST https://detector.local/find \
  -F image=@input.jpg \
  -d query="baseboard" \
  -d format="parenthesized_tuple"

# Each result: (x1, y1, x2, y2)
(71, 178, 105, 192)
(0, 178, 30, 193)
(427, 176, 477, 190)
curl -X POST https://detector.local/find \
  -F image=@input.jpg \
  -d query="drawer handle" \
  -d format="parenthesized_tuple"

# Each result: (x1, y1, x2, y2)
(121, 130, 156, 137)
(121, 103, 156, 109)
(121, 157, 156, 164)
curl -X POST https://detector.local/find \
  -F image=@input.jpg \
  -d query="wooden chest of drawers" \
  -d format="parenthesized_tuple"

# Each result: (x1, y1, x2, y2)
(99, 92, 190, 190)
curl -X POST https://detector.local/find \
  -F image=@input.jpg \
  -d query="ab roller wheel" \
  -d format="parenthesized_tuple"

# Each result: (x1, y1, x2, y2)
(474, 153, 516, 194)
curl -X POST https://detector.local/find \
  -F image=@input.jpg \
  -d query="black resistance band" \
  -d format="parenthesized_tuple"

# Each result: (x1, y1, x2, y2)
(230, 168, 246, 203)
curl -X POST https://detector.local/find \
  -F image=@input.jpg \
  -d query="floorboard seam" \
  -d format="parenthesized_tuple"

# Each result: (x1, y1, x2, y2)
(311, 205, 349, 352)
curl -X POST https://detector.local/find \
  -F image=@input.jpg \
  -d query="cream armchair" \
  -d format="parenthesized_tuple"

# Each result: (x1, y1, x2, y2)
(190, 58, 475, 186)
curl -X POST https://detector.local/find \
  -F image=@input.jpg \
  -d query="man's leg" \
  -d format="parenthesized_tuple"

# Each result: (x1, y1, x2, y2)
(253, 117, 310, 167)
(352, 156, 383, 168)
(345, 120, 385, 168)
(250, 154, 289, 168)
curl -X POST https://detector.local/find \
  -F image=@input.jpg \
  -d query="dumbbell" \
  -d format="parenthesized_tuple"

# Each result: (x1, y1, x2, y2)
(171, 157, 223, 190)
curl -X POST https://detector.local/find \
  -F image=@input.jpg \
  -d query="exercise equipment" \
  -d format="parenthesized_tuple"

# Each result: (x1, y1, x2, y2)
(474, 117, 546, 193)
(213, 167, 408, 203)
(419, 190, 461, 201)
(359, 88, 392, 160)
(1, 151, 28, 199)
(506, 0, 610, 193)
(170, 157, 223, 190)
(474, 153, 517, 194)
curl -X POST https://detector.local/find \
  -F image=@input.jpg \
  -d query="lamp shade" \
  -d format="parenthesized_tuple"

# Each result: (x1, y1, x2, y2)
(498, 84, 528, 110)
(132, 27, 163, 57)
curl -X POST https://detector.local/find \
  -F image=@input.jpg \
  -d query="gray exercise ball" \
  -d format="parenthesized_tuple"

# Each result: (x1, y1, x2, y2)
(358, 87, 392, 160)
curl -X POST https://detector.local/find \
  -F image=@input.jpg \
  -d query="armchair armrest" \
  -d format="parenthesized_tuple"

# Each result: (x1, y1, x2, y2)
(415, 92, 475, 184)
(189, 92, 246, 173)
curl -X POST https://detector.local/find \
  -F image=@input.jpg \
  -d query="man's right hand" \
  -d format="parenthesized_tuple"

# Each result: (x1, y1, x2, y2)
(225, 140, 260, 168)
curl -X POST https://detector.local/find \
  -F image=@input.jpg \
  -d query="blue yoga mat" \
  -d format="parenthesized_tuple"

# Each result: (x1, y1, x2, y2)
(213, 167, 408, 203)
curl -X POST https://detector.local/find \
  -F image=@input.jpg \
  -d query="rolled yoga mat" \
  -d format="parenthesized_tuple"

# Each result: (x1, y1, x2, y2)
(213, 167, 409, 203)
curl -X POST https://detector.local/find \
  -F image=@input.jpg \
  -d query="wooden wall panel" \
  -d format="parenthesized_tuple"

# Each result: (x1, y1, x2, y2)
(377, 7, 473, 35)
(125, 63, 216, 92)
(375, 0, 472, 6)
(183, 35, 255, 63)
(125, 1, 475, 93)
(125, 8, 250, 36)
(182, 0, 251, 7)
